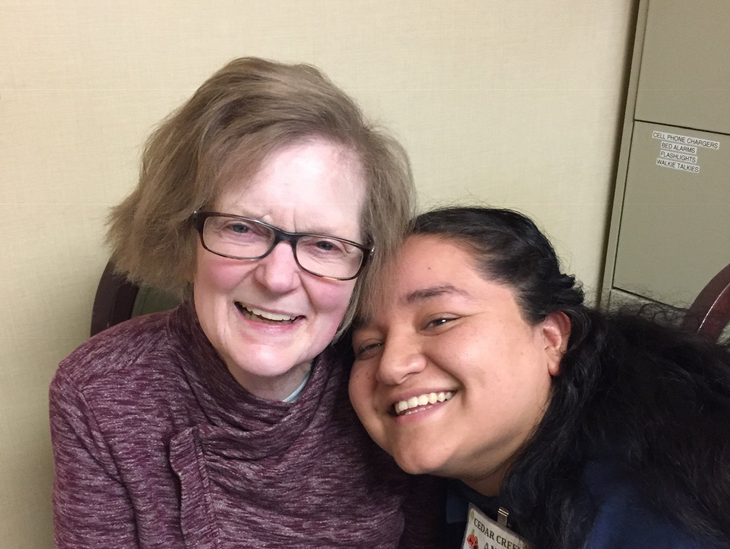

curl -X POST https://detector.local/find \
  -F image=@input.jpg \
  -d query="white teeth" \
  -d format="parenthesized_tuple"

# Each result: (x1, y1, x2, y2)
(246, 307, 296, 322)
(394, 391, 454, 416)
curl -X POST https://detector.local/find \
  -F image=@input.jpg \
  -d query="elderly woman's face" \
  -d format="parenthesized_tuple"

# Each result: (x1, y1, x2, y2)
(193, 139, 365, 400)
(349, 236, 568, 495)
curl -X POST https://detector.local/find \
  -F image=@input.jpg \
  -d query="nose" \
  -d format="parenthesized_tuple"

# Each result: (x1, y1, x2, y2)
(253, 241, 302, 293)
(375, 334, 427, 386)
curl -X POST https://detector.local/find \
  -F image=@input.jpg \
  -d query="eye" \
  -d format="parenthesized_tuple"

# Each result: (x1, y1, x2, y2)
(300, 236, 348, 258)
(218, 218, 270, 240)
(353, 340, 384, 361)
(315, 240, 335, 251)
(423, 316, 458, 330)
(217, 218, 254, 235)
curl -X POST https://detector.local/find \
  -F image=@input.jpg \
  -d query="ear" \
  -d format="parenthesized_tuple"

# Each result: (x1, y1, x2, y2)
(541, 311, 571, 376)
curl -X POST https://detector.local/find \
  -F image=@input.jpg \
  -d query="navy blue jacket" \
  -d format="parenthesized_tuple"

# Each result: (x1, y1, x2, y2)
(442, 459, 725, 549)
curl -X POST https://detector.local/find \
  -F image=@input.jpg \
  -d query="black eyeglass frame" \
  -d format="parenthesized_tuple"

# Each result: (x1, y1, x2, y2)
(191, 211, 374, 281)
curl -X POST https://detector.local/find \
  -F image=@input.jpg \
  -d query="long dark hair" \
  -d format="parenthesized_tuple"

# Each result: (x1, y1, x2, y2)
(413, 206, 730, 549)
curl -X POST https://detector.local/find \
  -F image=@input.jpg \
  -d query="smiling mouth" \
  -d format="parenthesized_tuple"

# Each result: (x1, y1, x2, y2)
(235, 302, 300, 324)
(393, 391, 455, 416)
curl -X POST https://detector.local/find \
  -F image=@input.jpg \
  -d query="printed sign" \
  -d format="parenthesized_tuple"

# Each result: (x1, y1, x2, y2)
(651, 129, 720, 174)
(660, 141, 697, 154)
(658, 150, 697, 164)
(651, 131, 720, 150)
(461, 504, 529, 549)
(656, 158, 700, 173)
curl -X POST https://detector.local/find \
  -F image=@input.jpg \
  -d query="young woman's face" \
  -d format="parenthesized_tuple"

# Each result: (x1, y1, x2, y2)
(349, 235, 568, 495)
(193, 139, 365, 400)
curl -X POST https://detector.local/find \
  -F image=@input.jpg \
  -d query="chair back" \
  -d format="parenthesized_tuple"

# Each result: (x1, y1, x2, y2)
(90, 261, 180, 336)
(680, 262, 730, 342)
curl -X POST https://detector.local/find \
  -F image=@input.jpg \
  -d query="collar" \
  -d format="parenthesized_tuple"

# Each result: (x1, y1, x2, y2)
(445, 479, 502, 525)
(167, 302, 340, 437)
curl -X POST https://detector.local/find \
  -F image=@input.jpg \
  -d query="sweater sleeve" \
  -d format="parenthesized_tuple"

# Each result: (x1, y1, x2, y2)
(49, 370, 140, 548)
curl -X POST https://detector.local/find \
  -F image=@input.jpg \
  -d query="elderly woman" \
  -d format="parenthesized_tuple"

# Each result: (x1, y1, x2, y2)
(50, 58, 440, 548)
(350, 206, 730, 549)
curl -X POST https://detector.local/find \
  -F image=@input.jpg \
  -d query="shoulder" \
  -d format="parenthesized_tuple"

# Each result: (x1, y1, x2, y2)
(583, 460, 724, 549)
(50, 309, 185, 404)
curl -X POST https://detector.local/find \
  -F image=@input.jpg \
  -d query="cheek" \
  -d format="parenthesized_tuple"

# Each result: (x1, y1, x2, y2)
(309, 280, 356, 317)
(348, 365, 386, 441)
(436, 323, 489, 369)
(348, 364, 374, 411)
(194, 253, 251, 294)
(442, 324, 545, 402)
(485, 339, 554, 422)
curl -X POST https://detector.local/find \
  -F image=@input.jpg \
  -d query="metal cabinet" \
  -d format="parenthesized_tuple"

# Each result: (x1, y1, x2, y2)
(602, 0, 730, 309)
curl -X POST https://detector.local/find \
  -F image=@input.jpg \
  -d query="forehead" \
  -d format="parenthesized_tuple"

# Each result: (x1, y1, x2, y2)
(390, 236, 478, 287)
(215, 139, 366, 236)
(364, 236, 484, 312)
(357, 235, 525, 331)
(358, 235, 522, 329)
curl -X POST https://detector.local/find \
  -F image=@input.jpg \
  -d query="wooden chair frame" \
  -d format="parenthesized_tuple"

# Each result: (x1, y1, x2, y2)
(680, 262, 730, 341)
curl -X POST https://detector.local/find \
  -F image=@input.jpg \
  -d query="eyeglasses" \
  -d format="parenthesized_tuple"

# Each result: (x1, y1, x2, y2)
(192, 211, 373, 281)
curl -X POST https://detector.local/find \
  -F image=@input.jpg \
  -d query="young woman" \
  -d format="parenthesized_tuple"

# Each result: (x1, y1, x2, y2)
(350, 206, 730, 549)
(50, 57, 440, 548)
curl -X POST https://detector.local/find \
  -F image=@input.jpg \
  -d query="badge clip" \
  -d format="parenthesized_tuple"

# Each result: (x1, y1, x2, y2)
(497, 507, 509, 527)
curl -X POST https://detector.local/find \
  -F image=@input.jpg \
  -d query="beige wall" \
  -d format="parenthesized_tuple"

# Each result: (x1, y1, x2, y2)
(1, 1, 636, 546)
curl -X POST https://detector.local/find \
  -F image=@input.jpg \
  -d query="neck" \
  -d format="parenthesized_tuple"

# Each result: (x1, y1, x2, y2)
(462, 467, 506, 497)
(226, 361, 312, 401)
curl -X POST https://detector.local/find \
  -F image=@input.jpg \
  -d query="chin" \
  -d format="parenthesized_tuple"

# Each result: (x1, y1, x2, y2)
(395, 461, 428, 476)
(233, 346, 299, 372)
(392, 450, 447, 477)
(236, 359, 298, 379)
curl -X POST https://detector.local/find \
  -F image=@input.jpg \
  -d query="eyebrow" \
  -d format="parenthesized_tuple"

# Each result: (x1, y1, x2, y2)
(404, 284, 471, 305)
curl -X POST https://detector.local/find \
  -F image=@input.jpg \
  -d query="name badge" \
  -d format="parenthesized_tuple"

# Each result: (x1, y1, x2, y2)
(461, 503, 529, 549)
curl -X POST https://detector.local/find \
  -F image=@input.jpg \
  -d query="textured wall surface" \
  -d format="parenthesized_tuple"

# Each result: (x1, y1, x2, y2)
(0, 1, 636, 545)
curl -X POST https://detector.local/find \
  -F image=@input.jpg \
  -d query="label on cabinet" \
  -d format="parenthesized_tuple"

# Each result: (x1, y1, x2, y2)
(652, 130, 720, 149)
(655, 158, 700, 173)
(660, 141, 697, 154)
(651, 130, 721, 174)
(659, 150, 697, 163)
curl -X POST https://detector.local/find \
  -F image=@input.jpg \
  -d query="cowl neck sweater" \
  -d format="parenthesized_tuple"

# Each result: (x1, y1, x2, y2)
(51, 302, 439, 548)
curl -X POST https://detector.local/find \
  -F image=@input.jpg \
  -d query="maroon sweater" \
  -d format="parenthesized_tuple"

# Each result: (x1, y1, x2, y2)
(50, 304, 441, 548)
